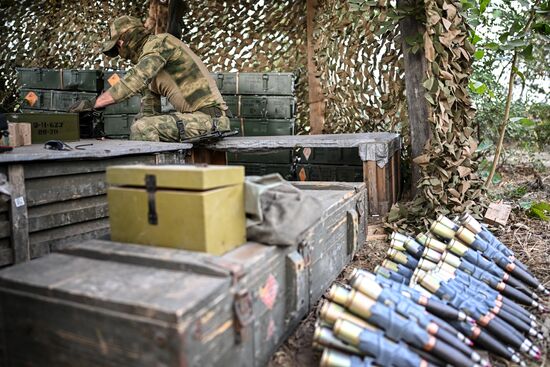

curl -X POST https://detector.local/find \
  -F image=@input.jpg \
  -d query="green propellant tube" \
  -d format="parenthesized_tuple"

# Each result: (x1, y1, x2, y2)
(314, 323, 363, 355)
(355, 269, 468, 322)
(433, 214, 547, 295)
(459, 213, 541, 289)
(374, 265, 410, 283)
(350, 273, 485, 365)
(328, 285, 479, 367)
(437, 261, 542, 338)
(333, 319, 443, 367)
(417, 272, 540, 360)
(387, 248, 419, 270)
(320, 348, 377, 367)
(391, 232, 425, 259)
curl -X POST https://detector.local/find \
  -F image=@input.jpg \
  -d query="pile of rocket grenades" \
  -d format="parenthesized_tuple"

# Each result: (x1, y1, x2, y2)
(315, 213, 547, 367)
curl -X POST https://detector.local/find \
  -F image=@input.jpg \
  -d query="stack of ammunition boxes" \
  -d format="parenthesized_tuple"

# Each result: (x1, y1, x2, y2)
(15, 67, 103, 142)
(214, 72, 363, 182)
(294, 147, 363, 182)
(102, 70, 141, 138)
(101, 70, 177, 138)
(213, 72, 296, 178)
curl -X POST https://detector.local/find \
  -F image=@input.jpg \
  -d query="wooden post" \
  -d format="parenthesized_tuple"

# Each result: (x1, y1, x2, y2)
(306, 0, 325, 134)
(8, 164, 30, 263)
(166, 0, 186, 38)
(365, 161, 379, 217)
(144, 0, 185, 37)
(398, 0, 431, 196)
(190, 148, 227, 165)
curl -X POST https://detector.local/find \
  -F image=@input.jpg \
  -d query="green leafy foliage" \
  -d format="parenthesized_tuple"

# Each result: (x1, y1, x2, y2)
(467, 0, 549, 155)
(528, 201, 550, 221)
(478, 159, 502, 184)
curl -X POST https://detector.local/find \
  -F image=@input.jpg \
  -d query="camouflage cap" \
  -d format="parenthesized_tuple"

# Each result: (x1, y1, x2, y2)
(102, 16, 144, 57)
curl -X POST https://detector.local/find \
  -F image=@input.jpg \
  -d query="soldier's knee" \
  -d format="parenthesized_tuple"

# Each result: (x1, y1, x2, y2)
(130, 118, 156, 141)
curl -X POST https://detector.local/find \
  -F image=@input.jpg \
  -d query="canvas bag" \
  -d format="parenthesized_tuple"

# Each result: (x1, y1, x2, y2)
(245, 174, 323, 246)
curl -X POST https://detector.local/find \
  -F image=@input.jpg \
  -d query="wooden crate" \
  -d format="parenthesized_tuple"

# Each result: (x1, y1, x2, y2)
(0, 140, 191, 267)
(196, 133, 401, 218)
(0, 182, 366, 367)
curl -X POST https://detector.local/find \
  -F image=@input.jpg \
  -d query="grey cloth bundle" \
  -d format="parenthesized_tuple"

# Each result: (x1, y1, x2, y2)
(245, 174, 323, 246)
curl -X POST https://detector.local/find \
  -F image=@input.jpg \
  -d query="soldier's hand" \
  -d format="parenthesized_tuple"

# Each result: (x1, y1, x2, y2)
(68, 99, 95, 113)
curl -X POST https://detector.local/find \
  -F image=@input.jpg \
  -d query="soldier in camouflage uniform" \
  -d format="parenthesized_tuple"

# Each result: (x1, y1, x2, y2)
(72, 16, 230, 141)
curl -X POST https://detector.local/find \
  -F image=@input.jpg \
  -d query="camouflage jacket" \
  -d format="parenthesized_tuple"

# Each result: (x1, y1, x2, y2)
(108, 34, 226, 113)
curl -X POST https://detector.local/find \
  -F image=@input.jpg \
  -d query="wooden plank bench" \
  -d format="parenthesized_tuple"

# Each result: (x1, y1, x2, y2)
(197, 132, 402, 218)
(0, 140, 192, 267)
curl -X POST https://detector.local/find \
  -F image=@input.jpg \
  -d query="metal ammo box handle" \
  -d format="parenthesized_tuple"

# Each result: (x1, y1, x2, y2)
(145, 174, 158, 225)
(261, 97, 267, 118)
(71, 69, 80, 87)
(262, 73, 269, 92)
(217, 73, 224, 90)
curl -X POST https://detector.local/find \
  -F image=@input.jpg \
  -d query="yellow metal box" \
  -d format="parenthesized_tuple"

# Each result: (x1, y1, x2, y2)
(106, 164, 246, 255)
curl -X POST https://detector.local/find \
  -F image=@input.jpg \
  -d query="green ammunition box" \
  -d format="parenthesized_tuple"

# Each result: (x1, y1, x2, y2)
(230, 118, 295, 136)
(211, 72, 295, 95)
(103, 114, 136, 137)
(6, 112, 80, 143)
(229, 162, 292, 178)
(295, 164, 363, 182)
(61, 69, 102, 92)
(102, 70, 142, 114)
(230, 118, 242, 135)
(104, 95, 142, 115)
(17, 68, 103, 92)
(227, 150, 292, 164)
(19, 89, 97, 112)
(297, 147, 362, 166)
(103, 70, 126, 91)
(17, 68, 61, 90)
(223, 95, 296, 119)
(223, 95, 238, 117)
(19, 89, 53, 110)
(53, 90, 98, 112)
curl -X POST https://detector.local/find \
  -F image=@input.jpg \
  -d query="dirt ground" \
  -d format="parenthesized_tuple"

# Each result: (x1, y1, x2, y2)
(268, 155, 550, 367)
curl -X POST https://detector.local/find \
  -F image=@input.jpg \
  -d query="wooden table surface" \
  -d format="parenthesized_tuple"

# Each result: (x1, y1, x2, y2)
(0, 139, 192, 163)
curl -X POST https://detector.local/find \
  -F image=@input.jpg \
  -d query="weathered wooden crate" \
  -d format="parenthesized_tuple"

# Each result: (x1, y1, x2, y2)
(0, 182, 366, 367)
(0, 140, 191, 268)
(197, 133, 401, 217)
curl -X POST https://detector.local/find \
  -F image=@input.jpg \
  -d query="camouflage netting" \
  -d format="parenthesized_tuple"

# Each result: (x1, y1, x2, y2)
(0, 0, 484, 228)
(314, 0, 407, 134)
(0, 0, 147, 109)
(387, 0, 486, 230)
(0, 0, 405, 134)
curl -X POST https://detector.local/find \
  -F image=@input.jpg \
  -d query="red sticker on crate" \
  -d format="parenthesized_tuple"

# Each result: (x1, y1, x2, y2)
(24, 91, 38, 107)
(108, 73, 121, 87)
(259, 274, 278, 310)
(302, 147, 311, 161)
(298, 167, 307, 182)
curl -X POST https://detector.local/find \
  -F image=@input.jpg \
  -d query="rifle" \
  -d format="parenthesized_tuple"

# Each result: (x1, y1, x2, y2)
(180, 129, 239, 145)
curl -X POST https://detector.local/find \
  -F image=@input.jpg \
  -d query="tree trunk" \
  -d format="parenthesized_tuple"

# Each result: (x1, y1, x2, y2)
(486, 52, 516, 186)
(398, 0, 431, 197)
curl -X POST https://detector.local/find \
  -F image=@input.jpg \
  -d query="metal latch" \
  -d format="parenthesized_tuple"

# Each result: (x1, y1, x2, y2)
(145, 174, 158, 225)
(261, 97, 268, 118)
(262, 73, 269, 91)
(233, 289, 253, 344)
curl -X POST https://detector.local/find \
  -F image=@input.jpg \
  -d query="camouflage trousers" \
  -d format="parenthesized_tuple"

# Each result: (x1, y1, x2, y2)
(129, 111, 230, 142)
